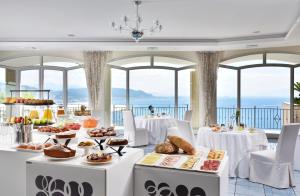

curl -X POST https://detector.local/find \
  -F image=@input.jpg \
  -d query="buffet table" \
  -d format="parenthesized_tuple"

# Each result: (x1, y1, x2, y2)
(135, 156, 228, 196)
(0, 148, 40, 196)
(26, 148, 143, 196)
(197, 127, 268, 178)
(135, 116, 177, 144)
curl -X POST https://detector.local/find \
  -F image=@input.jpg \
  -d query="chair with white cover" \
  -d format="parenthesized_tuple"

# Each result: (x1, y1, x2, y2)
(249, 123, 300, 188)
(167, 120, 196, 146)
(123, 110, 149, 147)
(184, 110, 193, 122)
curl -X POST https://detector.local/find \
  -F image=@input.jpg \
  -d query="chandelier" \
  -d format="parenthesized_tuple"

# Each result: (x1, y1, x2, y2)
(111, 0, 163, 42)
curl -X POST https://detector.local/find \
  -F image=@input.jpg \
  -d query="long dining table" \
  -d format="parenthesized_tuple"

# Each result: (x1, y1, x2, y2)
(196, 127, 268, 178)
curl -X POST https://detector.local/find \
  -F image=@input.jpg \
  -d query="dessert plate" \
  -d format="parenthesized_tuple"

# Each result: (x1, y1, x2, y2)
(82, 158, 113, 165)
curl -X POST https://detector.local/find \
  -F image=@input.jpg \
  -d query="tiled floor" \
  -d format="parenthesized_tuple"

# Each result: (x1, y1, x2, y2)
(138, 143, 300, 196)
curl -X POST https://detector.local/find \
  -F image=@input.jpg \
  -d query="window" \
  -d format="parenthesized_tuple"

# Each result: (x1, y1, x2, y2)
(129, 69, 175, 106)
(44, 70, 63, 105)
(111, 68, 127, 106)
(217, 68, 237, 107)
(20, 70, 39, 98)
(221, 54, 263, 67)
(0, 68, 5, 102)
(178, 69, 191, 106)
(267, 53, 300, 65)
(241, 67, 289, 107)
(68, 68, 88, 106)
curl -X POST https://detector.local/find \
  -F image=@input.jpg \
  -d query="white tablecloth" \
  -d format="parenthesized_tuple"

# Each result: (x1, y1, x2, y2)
(196, 127, 268, 178)
(294, 133, 300, 171)
(135, 117, 177, 144)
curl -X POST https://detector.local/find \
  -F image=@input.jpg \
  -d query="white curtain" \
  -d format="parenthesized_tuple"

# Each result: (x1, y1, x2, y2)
(83, 51, 111, 127)
(196, 51, 222, 127)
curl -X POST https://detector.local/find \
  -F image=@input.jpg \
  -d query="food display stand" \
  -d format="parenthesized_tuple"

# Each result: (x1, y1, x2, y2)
(26, 148, 144, 196)
(134, 156, 228, 196)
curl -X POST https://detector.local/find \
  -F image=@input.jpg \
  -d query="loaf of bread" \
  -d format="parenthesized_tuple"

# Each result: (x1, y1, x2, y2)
(167, 135, 196, 155)
(155, 142, 179, 154)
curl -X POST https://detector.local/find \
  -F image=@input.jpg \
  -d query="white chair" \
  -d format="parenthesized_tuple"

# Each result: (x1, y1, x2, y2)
(249, 123, 300, 188)
(184, 110, 192, 122)
(123, 110, 149, 147)
(167, 120, 196, 146)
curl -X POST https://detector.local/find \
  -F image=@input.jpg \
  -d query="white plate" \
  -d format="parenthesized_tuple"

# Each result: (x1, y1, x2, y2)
(82, 158, 113, 165)
(44, 154, 78, 161)
(15, 147, 43, 153)
(85, 136, 111, 140)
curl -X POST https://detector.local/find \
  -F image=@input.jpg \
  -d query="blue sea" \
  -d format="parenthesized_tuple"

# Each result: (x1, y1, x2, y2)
(111, 96, 290, 129)
(112, 96, 289, 108)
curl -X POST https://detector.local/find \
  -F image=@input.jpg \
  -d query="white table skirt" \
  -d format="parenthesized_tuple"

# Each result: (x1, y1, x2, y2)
(135, 117, 177, 144)
(196, 127, 268, 178)
(294, 134, 300, 171)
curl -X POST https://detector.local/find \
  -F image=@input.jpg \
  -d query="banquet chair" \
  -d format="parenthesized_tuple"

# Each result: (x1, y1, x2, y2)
(122, 110, 149, 147)
(167, 120, 196, 146)
(184, 110, 193, 122)
(249, 123, 300, 188)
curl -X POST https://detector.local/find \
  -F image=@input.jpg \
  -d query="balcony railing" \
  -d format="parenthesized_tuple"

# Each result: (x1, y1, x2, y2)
(217, 106, 298, 130)
(112, 105, 189, 126)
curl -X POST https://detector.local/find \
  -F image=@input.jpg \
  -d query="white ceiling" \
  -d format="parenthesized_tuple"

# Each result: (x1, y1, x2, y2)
(0, 0, 300, 51)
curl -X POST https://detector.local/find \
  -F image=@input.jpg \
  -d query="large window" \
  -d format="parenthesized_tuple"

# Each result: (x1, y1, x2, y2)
(241, 67, 289, 107)
(44, 70, 63, 105)
(217, 68, 237, 107)
(111, 68, 126, 106)
(129, 69, 175, 106)
(178, 69, 191, 106)
(68, 68, 88, 106)
(20, 70, 39, 98)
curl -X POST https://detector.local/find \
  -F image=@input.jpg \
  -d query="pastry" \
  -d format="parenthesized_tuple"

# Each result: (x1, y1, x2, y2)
(55, 132, 76, 139)
(44, 144, 76, 158)
(87, 127, 116, 137)
(38, 126, 69, 133)
(167, 136, 196, 155)
(159, 155, 181, 167)
(107, 138, 128, 146)
(155, 142, 179, 154)
(86, 152, 112, 163)
(140, 153, 162, 165)
(78, 141, 95, 147)
(207, 150, 224, 160)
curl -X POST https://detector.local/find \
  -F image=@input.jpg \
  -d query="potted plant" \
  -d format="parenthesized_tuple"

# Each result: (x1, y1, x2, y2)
(294, 82, 300, 104)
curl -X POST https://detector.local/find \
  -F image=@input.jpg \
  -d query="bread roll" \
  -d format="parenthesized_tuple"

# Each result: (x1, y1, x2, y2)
(155, 142, 179, 154)
(167, 135, 196, 155)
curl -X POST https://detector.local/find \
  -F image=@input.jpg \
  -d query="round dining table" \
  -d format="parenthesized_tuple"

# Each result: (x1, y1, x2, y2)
(135, 116, 177, 144)
(196, 127, 268, 178)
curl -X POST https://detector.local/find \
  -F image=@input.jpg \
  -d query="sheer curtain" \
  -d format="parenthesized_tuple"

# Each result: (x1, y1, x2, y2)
(195, 51, 222, 127)
(83, 51, 111, 127)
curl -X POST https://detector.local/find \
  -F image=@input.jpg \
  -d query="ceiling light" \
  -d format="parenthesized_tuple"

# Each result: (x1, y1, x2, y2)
(111, 0, 163, 42)
(253, 30, 260, 34)
(67, 34, 76, 37)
